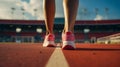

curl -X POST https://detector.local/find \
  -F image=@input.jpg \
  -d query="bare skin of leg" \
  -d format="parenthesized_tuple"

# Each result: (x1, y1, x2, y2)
(43, 0, 55, 35)
(63, 0, 79, 33)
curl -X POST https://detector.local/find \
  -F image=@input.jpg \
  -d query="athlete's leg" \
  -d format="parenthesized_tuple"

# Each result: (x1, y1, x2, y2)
(63, 0, 79, 32)
(62, 0, 79, 49)
(43, 0, 56, 47)
(43, 0, 55, 35)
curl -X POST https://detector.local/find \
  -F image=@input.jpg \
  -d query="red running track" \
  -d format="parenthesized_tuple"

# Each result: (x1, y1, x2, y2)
(63, 43, 120, 67)
(0, 43, 55, 67)
(0, 43, 120, 67)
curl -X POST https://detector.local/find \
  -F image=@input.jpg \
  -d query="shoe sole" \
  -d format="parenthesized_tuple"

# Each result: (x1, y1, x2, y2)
(47, 44, 56, 47)
(62, 45, 75, 50)
(62, 41, 75, 50)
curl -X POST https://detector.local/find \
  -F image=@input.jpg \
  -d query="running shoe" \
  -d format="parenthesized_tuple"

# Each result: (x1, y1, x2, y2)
(43, 34, 56, 47)
(62, 31, 76, 50)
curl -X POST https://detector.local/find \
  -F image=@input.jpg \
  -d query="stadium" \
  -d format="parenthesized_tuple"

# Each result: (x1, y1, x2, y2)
(0, 18, 120, 43)
(0, 0, 120, 67)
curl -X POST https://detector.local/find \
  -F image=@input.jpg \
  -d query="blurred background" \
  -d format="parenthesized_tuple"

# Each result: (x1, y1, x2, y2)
(0, 0, 120, 44)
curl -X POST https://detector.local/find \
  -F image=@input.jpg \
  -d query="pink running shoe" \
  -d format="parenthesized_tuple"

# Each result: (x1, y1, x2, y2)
(43, 34, 56, 47)
(62, 31, 76, 50)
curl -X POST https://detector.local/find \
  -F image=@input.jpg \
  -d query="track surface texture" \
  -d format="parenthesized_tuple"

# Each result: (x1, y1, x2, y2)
(63, 43, 120, 67)
(0, 43, 55, 67)
(0, 43, 120, 67)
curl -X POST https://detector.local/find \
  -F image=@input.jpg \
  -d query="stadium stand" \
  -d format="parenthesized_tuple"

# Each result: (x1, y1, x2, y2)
(0, 18, 120, 43)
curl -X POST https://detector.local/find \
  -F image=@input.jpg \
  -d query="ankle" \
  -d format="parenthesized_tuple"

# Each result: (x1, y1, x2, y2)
(62, 30, 74, 34)
(46, 31, 54, 35)
(63, 29, 74, 33)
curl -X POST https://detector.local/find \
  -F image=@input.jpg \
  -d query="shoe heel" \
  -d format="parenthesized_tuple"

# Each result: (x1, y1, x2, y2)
(62, 45, 75, 50)
(62, 41, 75, 50)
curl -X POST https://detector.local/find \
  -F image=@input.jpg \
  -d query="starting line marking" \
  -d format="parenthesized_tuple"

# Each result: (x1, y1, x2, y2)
(46, 44, 69, 67)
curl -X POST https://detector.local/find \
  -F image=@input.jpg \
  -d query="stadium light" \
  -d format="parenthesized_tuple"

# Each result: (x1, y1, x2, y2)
(11, 7, 16, 19)
(21, 7, 25, 19)
(95, 8, 99, 15)
(105, 8, 109, 19)
(36, 28, 42, 33)
(82, 8, 87, 20)
(84, 28, 90, 33)
(34, 9, 37, 15)
(34, 9, 38, 20)
(16, 27, 22, 33)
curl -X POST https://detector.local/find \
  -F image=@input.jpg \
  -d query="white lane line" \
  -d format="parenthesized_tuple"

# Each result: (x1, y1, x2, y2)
(46, 44, 69, 67)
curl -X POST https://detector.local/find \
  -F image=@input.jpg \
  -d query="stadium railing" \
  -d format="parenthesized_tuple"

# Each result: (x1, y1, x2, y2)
(97, 33, 120, 44)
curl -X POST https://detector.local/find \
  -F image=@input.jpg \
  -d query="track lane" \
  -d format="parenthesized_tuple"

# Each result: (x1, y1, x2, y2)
(63, 44, 120, 67)
(0, 43, 120, 67)
(0, 43, 55, 67)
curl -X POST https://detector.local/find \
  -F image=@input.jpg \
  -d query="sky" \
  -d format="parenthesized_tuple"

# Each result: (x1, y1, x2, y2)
(0, 0, 120, 20)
